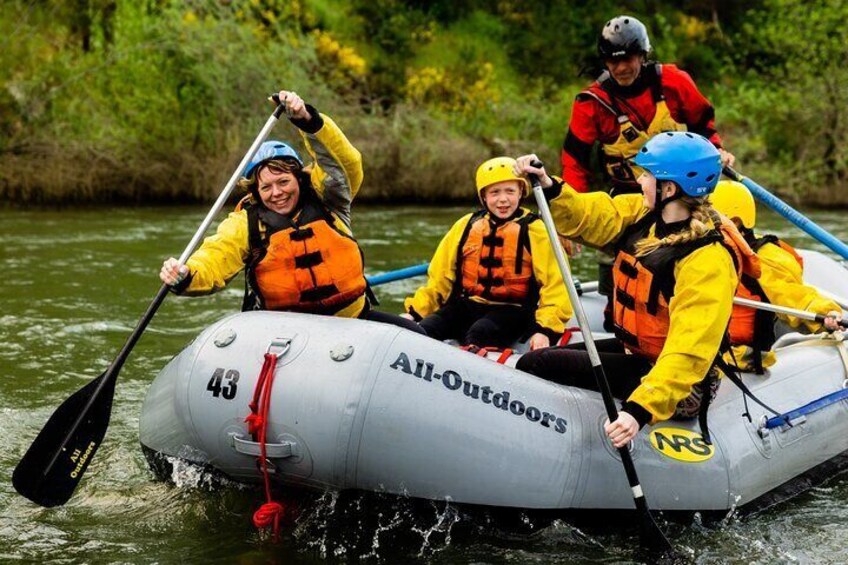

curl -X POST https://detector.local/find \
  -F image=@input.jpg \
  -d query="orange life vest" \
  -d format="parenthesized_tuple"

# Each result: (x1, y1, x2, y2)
(578, 64, 687, 195)
(242, 196, 367, 314)
(612, 212, 760, 361)
(728, 233, 803, 372)
(455, 210, 537, 304)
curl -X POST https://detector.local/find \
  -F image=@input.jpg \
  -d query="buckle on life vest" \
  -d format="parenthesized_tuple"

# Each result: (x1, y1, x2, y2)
(622, 126, 639, 142)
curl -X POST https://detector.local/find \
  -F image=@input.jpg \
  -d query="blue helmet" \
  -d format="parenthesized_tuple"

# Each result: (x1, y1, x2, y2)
(631, 131, 722, 197)
(243, 140, 303, 179)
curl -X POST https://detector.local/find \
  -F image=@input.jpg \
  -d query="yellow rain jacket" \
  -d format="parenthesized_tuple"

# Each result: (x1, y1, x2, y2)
(178, 112, 366, 318)
(549, 188, 737, 423)
(757, 240, 840, 330)
(729, 235, 842, 371)
(404, 208, 573, 337)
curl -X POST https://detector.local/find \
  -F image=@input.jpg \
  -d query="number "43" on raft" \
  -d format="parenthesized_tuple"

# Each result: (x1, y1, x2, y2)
(206, 368, 240, 400)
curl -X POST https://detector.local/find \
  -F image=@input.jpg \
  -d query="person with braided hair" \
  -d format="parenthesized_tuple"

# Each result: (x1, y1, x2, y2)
(514, 132, 760, 448)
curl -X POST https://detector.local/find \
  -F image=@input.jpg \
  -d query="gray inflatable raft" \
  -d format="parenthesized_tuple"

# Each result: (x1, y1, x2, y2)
(140, 250, 848, 512)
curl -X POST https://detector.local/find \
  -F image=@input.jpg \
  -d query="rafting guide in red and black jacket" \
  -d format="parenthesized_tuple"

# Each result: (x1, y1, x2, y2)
(560, 15, 734, 196)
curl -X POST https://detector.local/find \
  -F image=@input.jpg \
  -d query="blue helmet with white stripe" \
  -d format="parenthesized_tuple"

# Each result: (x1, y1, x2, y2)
(243, 141, 303, 179)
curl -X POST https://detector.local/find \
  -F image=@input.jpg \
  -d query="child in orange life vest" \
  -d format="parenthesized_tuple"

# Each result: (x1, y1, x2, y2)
(159, 90, 422, 333)
(515, 132, 760, 448)
(710, 180, 842, 373)
(400, 157, 573, 350)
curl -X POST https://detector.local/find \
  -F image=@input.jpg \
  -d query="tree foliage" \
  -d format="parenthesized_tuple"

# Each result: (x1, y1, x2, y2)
(0, 0, 844, 204)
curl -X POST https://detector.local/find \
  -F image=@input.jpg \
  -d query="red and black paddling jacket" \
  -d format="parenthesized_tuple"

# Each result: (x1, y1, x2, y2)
(561, 63, 723, 195)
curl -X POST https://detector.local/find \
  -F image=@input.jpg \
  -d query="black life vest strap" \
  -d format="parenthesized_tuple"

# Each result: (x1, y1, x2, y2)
(243, 204, 267, 312)
(615, 288, 636, 310)
(577, 89, 622, 119)
(299, 284, 340, 303)
(479, 256, 503, 269)
(742, 229, 780, 374)
(714, 355, 787, 424)
(289, 227, 315, 241)
(294, 251, 324, 269)
(451, 210, 490, 301)
(697, 367, 717, 445)
(618, 260, 639, 279)
(649, 63, 664, 104)
(644, 230, 723, 315)
(514, 212, 538, 275)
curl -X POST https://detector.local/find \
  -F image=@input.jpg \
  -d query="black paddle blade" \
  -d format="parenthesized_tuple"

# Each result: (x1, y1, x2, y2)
(638, 507, 678, 559)
(13, 371, 116, 507)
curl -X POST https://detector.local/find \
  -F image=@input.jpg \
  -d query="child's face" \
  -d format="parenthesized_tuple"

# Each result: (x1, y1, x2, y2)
(483, 181, 522, 220)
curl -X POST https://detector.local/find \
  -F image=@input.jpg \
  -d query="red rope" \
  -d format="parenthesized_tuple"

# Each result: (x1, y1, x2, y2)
(244, 352, 285, 541)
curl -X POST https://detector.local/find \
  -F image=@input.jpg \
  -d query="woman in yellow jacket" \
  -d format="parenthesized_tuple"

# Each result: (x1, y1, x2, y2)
(401, 157, 573, 350)
(710, 180, 841, 373)
(159, 90, 421, 332)
(516, 132, 759, 448)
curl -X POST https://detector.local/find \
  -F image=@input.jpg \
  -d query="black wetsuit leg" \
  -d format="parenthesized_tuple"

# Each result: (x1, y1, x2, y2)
(419, 299, 475, 341)
(464, 303, 534, 348)
(515, 343, 652, 400)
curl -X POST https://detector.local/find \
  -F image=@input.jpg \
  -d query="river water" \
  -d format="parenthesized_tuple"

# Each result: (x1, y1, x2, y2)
(1, 204, 847, 563)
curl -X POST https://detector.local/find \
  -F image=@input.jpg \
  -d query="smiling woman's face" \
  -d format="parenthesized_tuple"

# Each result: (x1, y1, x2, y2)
(257, 166, 300, 215)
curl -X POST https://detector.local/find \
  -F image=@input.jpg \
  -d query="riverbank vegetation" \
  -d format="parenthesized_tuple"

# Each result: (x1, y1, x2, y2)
(2, 0, 846, 205)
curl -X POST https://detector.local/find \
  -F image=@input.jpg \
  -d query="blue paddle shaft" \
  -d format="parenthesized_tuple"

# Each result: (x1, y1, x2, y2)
(724, 167, 848, 260)
(367, 263, 428, 286)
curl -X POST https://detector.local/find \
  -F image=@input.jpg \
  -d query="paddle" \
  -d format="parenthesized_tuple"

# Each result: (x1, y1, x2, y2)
(733, 297, 848, 329)
(12, 98, 288, 508)
(722, 166, 848, 260)
(367, 263, 601, 295)
(366, 263, 429, 286)
(527, 161, 675, 554)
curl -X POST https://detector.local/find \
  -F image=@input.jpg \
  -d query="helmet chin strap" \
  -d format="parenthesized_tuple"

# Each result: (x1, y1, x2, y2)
(653, 181, 682, 221)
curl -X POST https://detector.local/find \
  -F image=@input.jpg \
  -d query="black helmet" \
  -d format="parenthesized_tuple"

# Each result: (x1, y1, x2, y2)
(598, 16, 651, 59)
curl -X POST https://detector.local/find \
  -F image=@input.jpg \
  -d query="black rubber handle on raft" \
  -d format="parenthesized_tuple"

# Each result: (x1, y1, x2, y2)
(268, 93, 286, 119)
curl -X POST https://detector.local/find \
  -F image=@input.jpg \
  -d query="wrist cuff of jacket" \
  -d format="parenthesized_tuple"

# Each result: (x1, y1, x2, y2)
(407, 306, 423, 322)
(621, 400, 652, 429)
(290, 104, 323, 134)
(542, 179, 563, 201)
(530, 323, 561, 343)
(169, 272, 193, 295)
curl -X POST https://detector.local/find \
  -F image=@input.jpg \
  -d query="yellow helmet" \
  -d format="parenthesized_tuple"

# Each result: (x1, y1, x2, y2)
(709, 180, 756, 229)
(475, 157, 530, 201)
